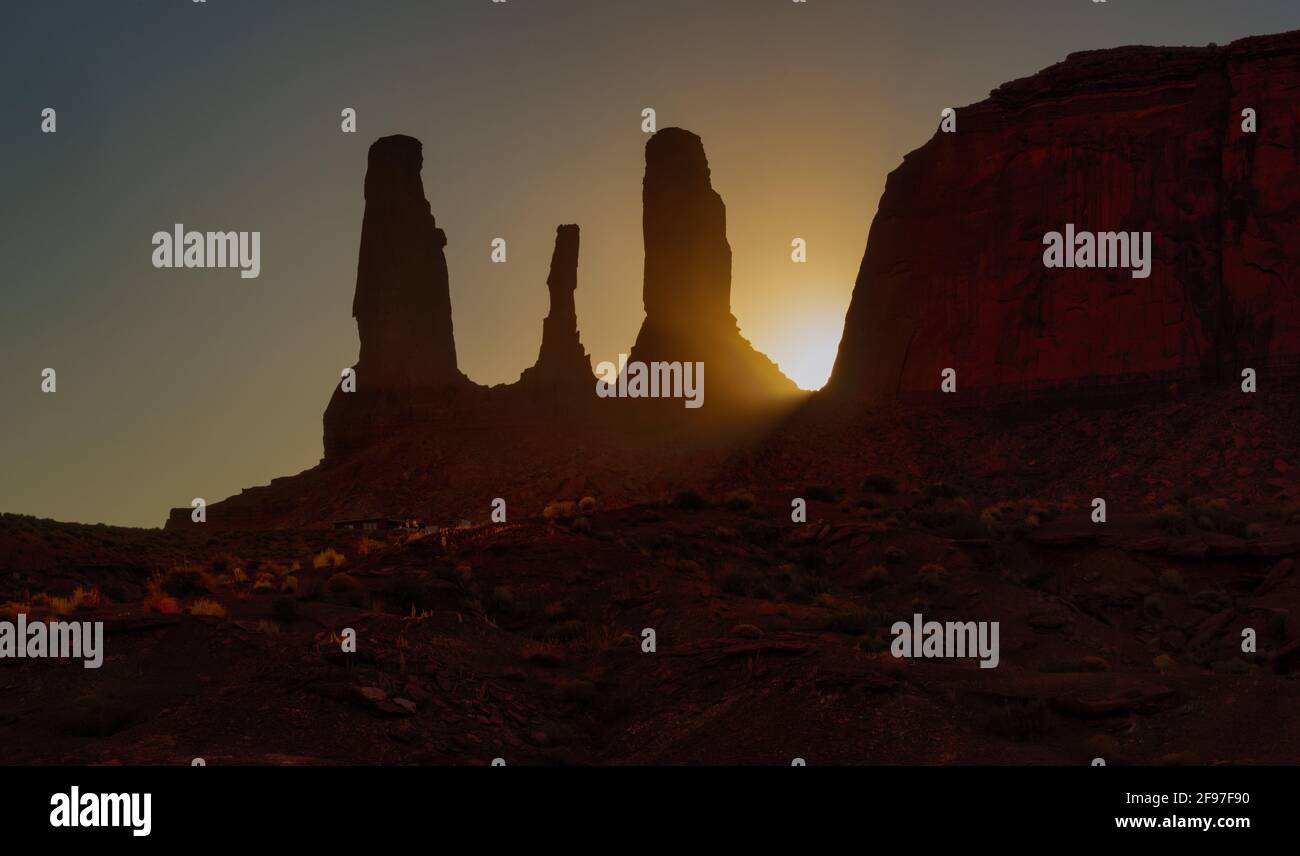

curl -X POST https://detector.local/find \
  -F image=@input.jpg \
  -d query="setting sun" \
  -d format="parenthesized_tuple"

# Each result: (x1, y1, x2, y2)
(765, 307, 845, 391)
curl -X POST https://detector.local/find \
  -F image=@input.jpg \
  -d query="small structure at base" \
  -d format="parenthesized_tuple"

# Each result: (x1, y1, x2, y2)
(332, 517, 408, 532)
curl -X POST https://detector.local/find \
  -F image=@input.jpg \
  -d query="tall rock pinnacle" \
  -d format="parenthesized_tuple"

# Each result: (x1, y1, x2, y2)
(351, 134, 463, 389)
(628, 128, 799, 408)
(640, 129, 733, 327)
(518, 225, 592, 392)
(322, 135, 473, 460)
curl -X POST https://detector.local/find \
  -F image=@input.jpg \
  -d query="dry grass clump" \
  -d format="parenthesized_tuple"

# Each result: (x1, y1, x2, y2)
(143, 578, 180, 614)
(187, 598, 227, 618)
(51, 586, 102, 615)
(313, 548, 347, 569)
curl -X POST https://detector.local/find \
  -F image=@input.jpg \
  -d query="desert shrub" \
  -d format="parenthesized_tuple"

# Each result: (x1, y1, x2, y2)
(281, 575, 298, 594)
(543, 500, 579, 522)
(313, 548, 347, 569)
(918, 563, 948, 591)
(1211, 659, 1251, 675)
(944, 511, 992, 540)
(143, 579, 180, 614)
(579, 496, 598, 514)
(1157, 569, 1185, 593)
(520, 641, 565, 667)
(724, 489, 756, 512)
(187, 598, 227, 618)
(883, 545, 907, 564)
(1154, 505, 1190, 535)
(543, 620, 586, 643)
(821, 605, 889, 636)
(543, 599, 575, 620)
(51, 586, 101, 615)
(813, 592, 838, 609)
(483, 585, 517, 617)
(553, 679, 598, 708)
(161, 567, 213, 597)
(672, 490, 708, 510)
(821, 609, 871, 635)
(860, 475, 899, 495)
(984, 698, 1051, 740)
(1188, 498, 1249, 538)
(785, 573, 831, 604)
(325, 572, 359, 594)
(802, 485, 842, 503)
(863, 565, 889, 589)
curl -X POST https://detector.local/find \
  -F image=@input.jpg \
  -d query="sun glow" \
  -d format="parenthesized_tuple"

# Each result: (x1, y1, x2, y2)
(766, 308, 845, 391)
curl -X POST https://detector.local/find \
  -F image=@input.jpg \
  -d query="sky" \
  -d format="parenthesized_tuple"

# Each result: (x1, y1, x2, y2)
(3, 0, 1299, 527)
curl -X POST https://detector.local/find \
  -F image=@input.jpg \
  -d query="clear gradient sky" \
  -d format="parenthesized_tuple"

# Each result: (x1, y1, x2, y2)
(3, 0, 1299, 527)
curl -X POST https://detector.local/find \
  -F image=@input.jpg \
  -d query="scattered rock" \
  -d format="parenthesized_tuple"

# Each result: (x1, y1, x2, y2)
(1027, 614, 1071, 631)
(1188, 609, 1237, 650)
(356, 686, 387, 704)
(1256, 558, 1293, 594)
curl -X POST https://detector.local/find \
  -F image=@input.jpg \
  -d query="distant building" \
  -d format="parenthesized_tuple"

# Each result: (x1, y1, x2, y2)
(331, 517, 407, 532)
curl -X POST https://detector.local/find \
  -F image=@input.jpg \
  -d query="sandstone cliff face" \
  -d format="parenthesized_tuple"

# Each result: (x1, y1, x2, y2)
(829, 32, 1300, 401)
(628, 128, 799, 407)
(516, 224, 593, 394)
